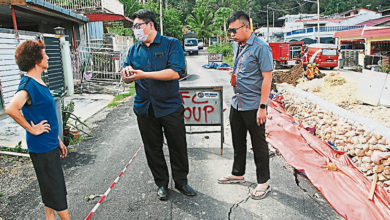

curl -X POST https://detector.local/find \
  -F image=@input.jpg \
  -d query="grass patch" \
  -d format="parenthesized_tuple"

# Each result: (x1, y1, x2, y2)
(106, 83, 136, 108)
(69, 136, 85, 146)
(0, 193, 4, 197)
(106, 102, 120, 108)
(0, 141, 28, 154)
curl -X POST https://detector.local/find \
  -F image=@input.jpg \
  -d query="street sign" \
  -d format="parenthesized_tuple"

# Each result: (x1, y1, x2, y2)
(180, 86, 224, 154)
(208, 53, 223, 63)
(180, 88, 221, 125)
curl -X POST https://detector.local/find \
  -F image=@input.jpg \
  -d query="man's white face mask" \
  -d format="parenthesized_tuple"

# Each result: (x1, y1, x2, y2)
(134, 26, 149, 42)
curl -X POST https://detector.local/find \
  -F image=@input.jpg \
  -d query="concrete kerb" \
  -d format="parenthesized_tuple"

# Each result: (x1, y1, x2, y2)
(278, 85, 390, 141)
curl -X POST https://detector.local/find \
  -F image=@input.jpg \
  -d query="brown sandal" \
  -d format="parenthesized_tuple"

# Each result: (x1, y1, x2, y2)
(251, 185, 271, 200)
(217, 176, 246, 184)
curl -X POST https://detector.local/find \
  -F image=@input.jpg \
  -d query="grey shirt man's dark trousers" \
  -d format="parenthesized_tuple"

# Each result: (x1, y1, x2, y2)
(230, 106, 270, 184)
(136, 105, 189, 188)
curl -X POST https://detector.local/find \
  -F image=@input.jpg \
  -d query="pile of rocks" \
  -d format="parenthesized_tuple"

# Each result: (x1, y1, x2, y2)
(281, 90, 390, 193)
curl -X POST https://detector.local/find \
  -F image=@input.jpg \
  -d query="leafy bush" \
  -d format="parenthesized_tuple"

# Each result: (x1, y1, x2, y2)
(61, 99, 75, 129)
(380, 64, 390, 74)
(206, 42, 233, 57)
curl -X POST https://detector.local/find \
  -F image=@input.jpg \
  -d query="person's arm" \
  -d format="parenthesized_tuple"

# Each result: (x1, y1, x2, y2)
(121, 47, 136, 84)
(127, 68, 179, 81)
(128, 39, 184, 81)
(256, 44, 274, 125)
(257, 71, 272, 125)
(5, 90, 51, 135)
(58, 136, 67, 158)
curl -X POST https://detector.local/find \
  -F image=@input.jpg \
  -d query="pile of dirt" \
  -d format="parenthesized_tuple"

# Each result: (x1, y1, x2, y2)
(273, 64, 304, 86)
(323, 73, 346, 86)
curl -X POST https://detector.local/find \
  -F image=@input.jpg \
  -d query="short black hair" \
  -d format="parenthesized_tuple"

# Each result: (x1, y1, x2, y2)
(227, 11, 250, 25)
(132, 9, 159, 32)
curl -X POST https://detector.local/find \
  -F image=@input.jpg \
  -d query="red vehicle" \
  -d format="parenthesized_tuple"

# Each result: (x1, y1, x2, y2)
(269, 41, 304, 69)
(302, 43, 338, 69)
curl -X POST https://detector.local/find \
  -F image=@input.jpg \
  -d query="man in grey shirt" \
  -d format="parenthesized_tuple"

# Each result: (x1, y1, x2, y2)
(218, 11, 273, 200)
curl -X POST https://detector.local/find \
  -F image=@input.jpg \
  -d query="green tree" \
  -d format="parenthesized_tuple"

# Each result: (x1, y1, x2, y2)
(169, 0, 196, 24)
(107, 0, 143, 36)
(142, 1, 183, 39)
(185, 0, 217, 43)
(120, 0, 143, 17)
(214, 7, 233, 42)
(162, 8, 184, 40)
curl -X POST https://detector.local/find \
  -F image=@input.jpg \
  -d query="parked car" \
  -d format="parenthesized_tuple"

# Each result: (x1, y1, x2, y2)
(198, 41, 204, 50)
(209, 37, 218, 46)
(183, 32, 198, 55)
(303, 43, 338, 69)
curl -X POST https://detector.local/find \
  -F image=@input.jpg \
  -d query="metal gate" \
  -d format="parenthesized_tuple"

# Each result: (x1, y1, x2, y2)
(43, 36, 65, 91)
(76, 43, 126, 81)
(73, 35, 132, 84)
(342, 50, 360, 68)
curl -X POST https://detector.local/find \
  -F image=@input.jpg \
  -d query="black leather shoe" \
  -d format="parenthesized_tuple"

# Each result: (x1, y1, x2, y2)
(175, 184, 197, 196)
(157, 186, 168, 201)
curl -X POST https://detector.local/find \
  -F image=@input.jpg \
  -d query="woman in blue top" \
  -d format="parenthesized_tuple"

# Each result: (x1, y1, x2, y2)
(6, 39, 70, 220)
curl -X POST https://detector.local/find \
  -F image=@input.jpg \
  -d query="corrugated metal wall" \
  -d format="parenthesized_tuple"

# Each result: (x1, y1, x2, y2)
(0, 33, 36, 109)
(0, 30, 65, 110)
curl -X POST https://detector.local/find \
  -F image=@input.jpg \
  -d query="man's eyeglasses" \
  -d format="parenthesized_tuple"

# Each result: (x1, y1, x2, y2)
(227, 24, 246, 34)
(132, 22, 149, 30)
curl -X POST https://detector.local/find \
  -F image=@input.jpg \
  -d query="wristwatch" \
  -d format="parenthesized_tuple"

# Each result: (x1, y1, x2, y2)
(260, 104, 267, 109)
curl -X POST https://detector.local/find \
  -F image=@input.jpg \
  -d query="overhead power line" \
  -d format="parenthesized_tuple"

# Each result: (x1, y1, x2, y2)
(255, 1, 310, 14)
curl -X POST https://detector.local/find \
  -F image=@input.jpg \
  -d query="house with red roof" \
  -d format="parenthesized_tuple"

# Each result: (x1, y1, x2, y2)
(334, 25, 390, 68)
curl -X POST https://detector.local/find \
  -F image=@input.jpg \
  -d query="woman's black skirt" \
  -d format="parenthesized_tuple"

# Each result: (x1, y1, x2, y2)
(29, 147, 68, 211)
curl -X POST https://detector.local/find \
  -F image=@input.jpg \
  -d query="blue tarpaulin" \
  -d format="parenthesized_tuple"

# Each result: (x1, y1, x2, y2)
(202, 62, 232, 70)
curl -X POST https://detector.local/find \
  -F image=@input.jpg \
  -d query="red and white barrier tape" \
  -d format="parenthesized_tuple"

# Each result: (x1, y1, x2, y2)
(85, 145, 143, 220)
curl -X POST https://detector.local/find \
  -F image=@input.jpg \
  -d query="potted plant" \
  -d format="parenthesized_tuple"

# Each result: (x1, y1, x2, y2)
(61, 98, 75, 137)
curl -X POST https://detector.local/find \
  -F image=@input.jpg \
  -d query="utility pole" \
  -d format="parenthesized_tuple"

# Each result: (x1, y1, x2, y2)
(165, 0, 168, 10)
(317, 0, 320, 43)
(267, 4, 269, 42)
(273, 11, 275, 28)
(160, 0, 163, 35)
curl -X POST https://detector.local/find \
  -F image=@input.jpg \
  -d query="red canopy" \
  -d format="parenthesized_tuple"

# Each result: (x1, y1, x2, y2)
(363, 28, 390, 39)
(334, 28, 363, 38)
(85, 14, 132, 22)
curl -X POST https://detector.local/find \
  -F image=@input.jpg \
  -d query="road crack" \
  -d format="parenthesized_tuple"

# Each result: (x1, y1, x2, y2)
(293, 169, 308, 192)
(227, 183, 256, 220)
(293, 169, 324, 205)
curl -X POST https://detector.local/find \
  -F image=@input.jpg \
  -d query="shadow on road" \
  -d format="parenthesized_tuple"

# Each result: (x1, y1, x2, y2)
(181, 74, 200, 82)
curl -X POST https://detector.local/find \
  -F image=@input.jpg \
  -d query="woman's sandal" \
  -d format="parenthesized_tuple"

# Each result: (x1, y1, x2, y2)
(217, 176, 246, 184)
(251, 185, 271, 200)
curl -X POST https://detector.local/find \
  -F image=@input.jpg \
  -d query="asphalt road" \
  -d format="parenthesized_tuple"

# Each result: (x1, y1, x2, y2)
(2, 53, 341, 220)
